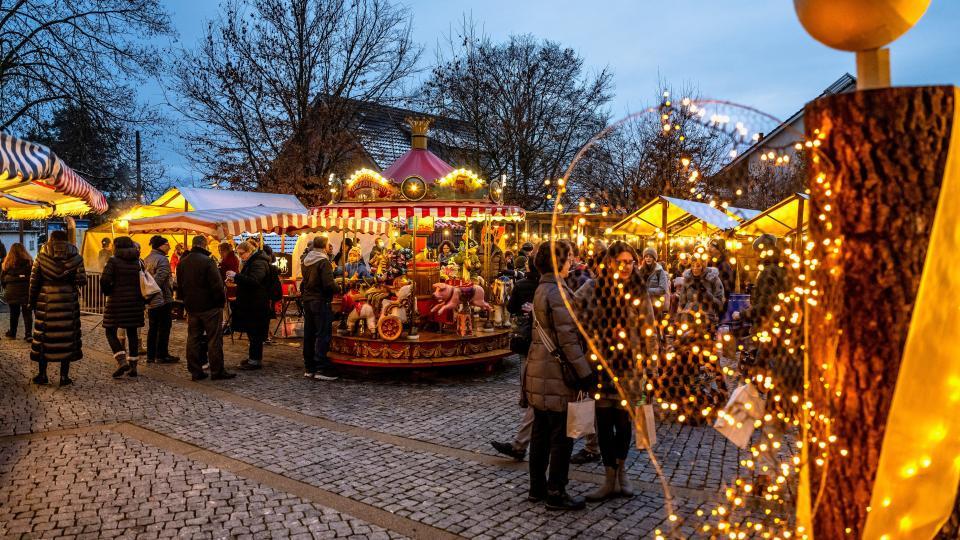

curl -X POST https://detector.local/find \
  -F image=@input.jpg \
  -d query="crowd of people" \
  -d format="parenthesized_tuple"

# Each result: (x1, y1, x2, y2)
(490, 233, 788, 510)
(9, 227, 788, 510)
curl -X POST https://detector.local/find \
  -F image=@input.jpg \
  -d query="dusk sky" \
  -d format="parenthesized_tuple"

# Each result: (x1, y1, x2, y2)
(150, 0, 960, 184)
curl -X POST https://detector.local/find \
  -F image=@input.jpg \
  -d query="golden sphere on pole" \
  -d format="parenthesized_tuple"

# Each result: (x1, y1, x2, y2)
(793, 0, 931, 51)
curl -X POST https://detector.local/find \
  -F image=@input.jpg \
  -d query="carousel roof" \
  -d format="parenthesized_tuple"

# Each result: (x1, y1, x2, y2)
(381, 147, 454, 184)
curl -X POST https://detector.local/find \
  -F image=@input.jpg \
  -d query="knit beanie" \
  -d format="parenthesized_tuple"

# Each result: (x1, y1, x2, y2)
(753, 233, 778, 252)
(642, 247, 658, 261)
(149, 235, 169, 250)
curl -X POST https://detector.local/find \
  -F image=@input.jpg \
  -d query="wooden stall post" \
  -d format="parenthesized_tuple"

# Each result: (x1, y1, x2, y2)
(805, 87, 958, 537)
(660, 198, 669, 264)
(794, 195, 805, 255)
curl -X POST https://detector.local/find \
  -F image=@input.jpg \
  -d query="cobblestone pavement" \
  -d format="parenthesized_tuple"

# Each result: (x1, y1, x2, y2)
(0, 313, 781, 538)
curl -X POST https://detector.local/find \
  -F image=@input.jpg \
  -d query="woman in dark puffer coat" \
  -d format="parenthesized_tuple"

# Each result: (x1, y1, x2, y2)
(29, 230, 86, 386)
(3, 242, 34, 340)
(101, 236, 145, 378)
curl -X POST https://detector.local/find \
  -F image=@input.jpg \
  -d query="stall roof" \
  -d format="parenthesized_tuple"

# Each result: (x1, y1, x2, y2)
(150, 186, 307, 213)
(610, 196, 740, 237)
(0, 132, 109, 218)
(735, 193, 810, 237)
(128, 205, 388, 239)
(727, 206, 762, 221)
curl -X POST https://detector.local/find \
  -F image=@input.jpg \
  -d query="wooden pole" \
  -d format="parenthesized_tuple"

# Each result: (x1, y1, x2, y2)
(660, 198, 669, 264)
(806, 86, 956, 537)
(794, 195, 805, 254)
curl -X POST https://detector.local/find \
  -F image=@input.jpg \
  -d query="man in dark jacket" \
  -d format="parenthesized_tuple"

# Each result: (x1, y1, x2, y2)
(300, 236, 341, 380)
(228, 241, 272, 370)
(177, 236, 234, 381)
(28, 230, 85, 386)
(144, 236, 178, 364)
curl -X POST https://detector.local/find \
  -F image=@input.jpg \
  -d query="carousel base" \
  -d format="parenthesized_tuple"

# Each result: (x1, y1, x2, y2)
(328, 328, 512, 368)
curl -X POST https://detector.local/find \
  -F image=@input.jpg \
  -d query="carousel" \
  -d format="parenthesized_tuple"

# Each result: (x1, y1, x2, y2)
(315, 117, 525, 368)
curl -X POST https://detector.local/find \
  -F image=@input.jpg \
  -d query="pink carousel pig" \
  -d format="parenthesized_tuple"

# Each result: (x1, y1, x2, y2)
(431, 282, 491, 316)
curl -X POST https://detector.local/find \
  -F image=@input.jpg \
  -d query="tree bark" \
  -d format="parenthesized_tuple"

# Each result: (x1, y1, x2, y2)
(805, 86, 955, 537)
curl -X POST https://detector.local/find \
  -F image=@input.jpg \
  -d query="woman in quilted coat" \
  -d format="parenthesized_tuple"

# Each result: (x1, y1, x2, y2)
(28, 230, 86, 386)
(101, 236, 146, 378)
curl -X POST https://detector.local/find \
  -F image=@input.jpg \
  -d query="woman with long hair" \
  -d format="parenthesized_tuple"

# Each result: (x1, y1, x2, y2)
(576, 241, 659, 501)
(101, 236, 146, 378)
(2, 243, 34, 340)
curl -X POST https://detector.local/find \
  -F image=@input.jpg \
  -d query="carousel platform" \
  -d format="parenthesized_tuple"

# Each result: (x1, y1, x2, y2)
(328, 328, 511, 368)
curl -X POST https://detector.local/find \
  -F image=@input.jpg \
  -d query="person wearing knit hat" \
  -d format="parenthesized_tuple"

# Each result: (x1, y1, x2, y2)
(143, 235, 179, 364)
(639, 247, 669, 312)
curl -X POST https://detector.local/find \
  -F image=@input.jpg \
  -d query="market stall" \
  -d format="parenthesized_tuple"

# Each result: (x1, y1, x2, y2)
(609, 195, 744, 256)
(81, 186, 307, 271)
(0, 132, 108, 219)
(734, 192, 809, 250)
(316, 117, 524, 368)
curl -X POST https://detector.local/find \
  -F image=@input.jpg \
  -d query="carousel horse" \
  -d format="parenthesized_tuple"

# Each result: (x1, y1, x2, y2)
(379, 283, 415, 326)
(345, 285, 391, 335)
(431, 282, 491, 317)
(489, 276, 513, 328)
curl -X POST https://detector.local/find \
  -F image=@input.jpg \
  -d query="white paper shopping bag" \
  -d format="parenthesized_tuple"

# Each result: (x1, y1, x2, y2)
(713, 383, 765, 449)
(566, 393, 596, 439)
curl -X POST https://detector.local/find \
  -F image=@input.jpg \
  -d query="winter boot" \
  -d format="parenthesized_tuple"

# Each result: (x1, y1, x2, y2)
(111, 351, 129, 378)
(586, 466, 618, 502)
(616, 459, 634, 497)
(126, 359, 139, 378)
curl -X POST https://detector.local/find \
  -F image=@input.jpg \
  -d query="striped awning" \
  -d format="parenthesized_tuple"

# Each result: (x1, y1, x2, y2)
(313, 202, 525, 221)
(127, 206, 389, 239)
(0, 132, 109, 218)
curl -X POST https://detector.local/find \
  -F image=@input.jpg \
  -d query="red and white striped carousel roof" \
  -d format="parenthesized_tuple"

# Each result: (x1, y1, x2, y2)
(312, 202, 525, 221)
(128, 206, 389, 239)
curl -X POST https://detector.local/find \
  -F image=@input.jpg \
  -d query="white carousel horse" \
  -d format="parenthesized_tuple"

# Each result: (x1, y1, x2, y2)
(378, 283, 414, 326)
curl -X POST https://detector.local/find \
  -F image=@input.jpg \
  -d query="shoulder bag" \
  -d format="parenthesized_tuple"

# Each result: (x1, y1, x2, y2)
(532, 306, 582, 390)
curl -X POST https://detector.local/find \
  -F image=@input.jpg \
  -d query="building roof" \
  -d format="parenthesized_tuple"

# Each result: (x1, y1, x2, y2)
(719, 73, 857, 172)
(349, 101, 474, 171)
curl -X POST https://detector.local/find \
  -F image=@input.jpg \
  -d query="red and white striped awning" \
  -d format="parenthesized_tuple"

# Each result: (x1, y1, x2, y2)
(128, 206, 389, 239)
(313, 202, 525, 221)
(0, 132, 109, 218)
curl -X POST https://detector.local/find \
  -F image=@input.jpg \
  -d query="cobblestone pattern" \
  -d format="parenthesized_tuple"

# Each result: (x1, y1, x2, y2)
(0, 312, 778, 538)
(0, 431, 405, 540)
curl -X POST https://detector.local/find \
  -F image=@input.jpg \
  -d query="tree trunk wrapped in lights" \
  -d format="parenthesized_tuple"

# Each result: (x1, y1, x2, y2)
(805, 86, 959, 537)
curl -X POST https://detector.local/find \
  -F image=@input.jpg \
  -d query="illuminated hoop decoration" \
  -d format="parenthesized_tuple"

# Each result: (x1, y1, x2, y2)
(488, 178, 504, 204)
(401, 175, 427, 201)
(345, 168, 395, 200)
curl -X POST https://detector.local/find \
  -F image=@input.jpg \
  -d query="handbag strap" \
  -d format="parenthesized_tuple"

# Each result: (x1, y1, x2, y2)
(532, 308, 559, 355)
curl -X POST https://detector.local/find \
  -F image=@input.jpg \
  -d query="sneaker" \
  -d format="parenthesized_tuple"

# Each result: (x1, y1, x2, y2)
(570, 448, 601, 465)
(314, 372, 338, 381)
(158, 356, 180, 364)
(210, 371, 237, 381)
(238, 360, 262, 371)
(304, 371, 317, 379)
(491, 441, 526, 461)
(191, 372, 209, 382)
(545, 491, 586, 511)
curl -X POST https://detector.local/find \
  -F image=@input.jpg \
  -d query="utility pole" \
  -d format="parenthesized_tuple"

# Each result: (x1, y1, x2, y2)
(135, 131, 142, 202)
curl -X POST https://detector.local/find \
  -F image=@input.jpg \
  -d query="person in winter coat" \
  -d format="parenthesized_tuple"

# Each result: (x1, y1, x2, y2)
(101, 236, 146, 378)
(177, 236, 233, 381)
(3, 243, 33, 340)
(490, 256, 541, 461)
(708, 239, 736, 316)
(28, 230, 86, 386)
(218, 242, 241, 333)
(227, 241, 273, 370)
(575, 242, 659, 502)
(639, 247, 669, 312)
(300, 236, 341, 380)
(524, 240, 595, 511)
(678, 254, 725, 325)
(143, 236, 177, 364)
(734, 233, 791, 378)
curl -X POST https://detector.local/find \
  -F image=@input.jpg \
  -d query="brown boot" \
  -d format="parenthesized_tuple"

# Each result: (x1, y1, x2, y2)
(585, 466, 618, 502)
(616, 459, 634, 497)
(111, 351, 129, 378)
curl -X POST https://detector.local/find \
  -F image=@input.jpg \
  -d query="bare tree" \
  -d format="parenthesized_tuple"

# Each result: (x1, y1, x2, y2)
(0, 0, 172, 132)
(568, 83, 730, 213)
(421, 22, 613, 210)
(171, 0, 421, 201)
